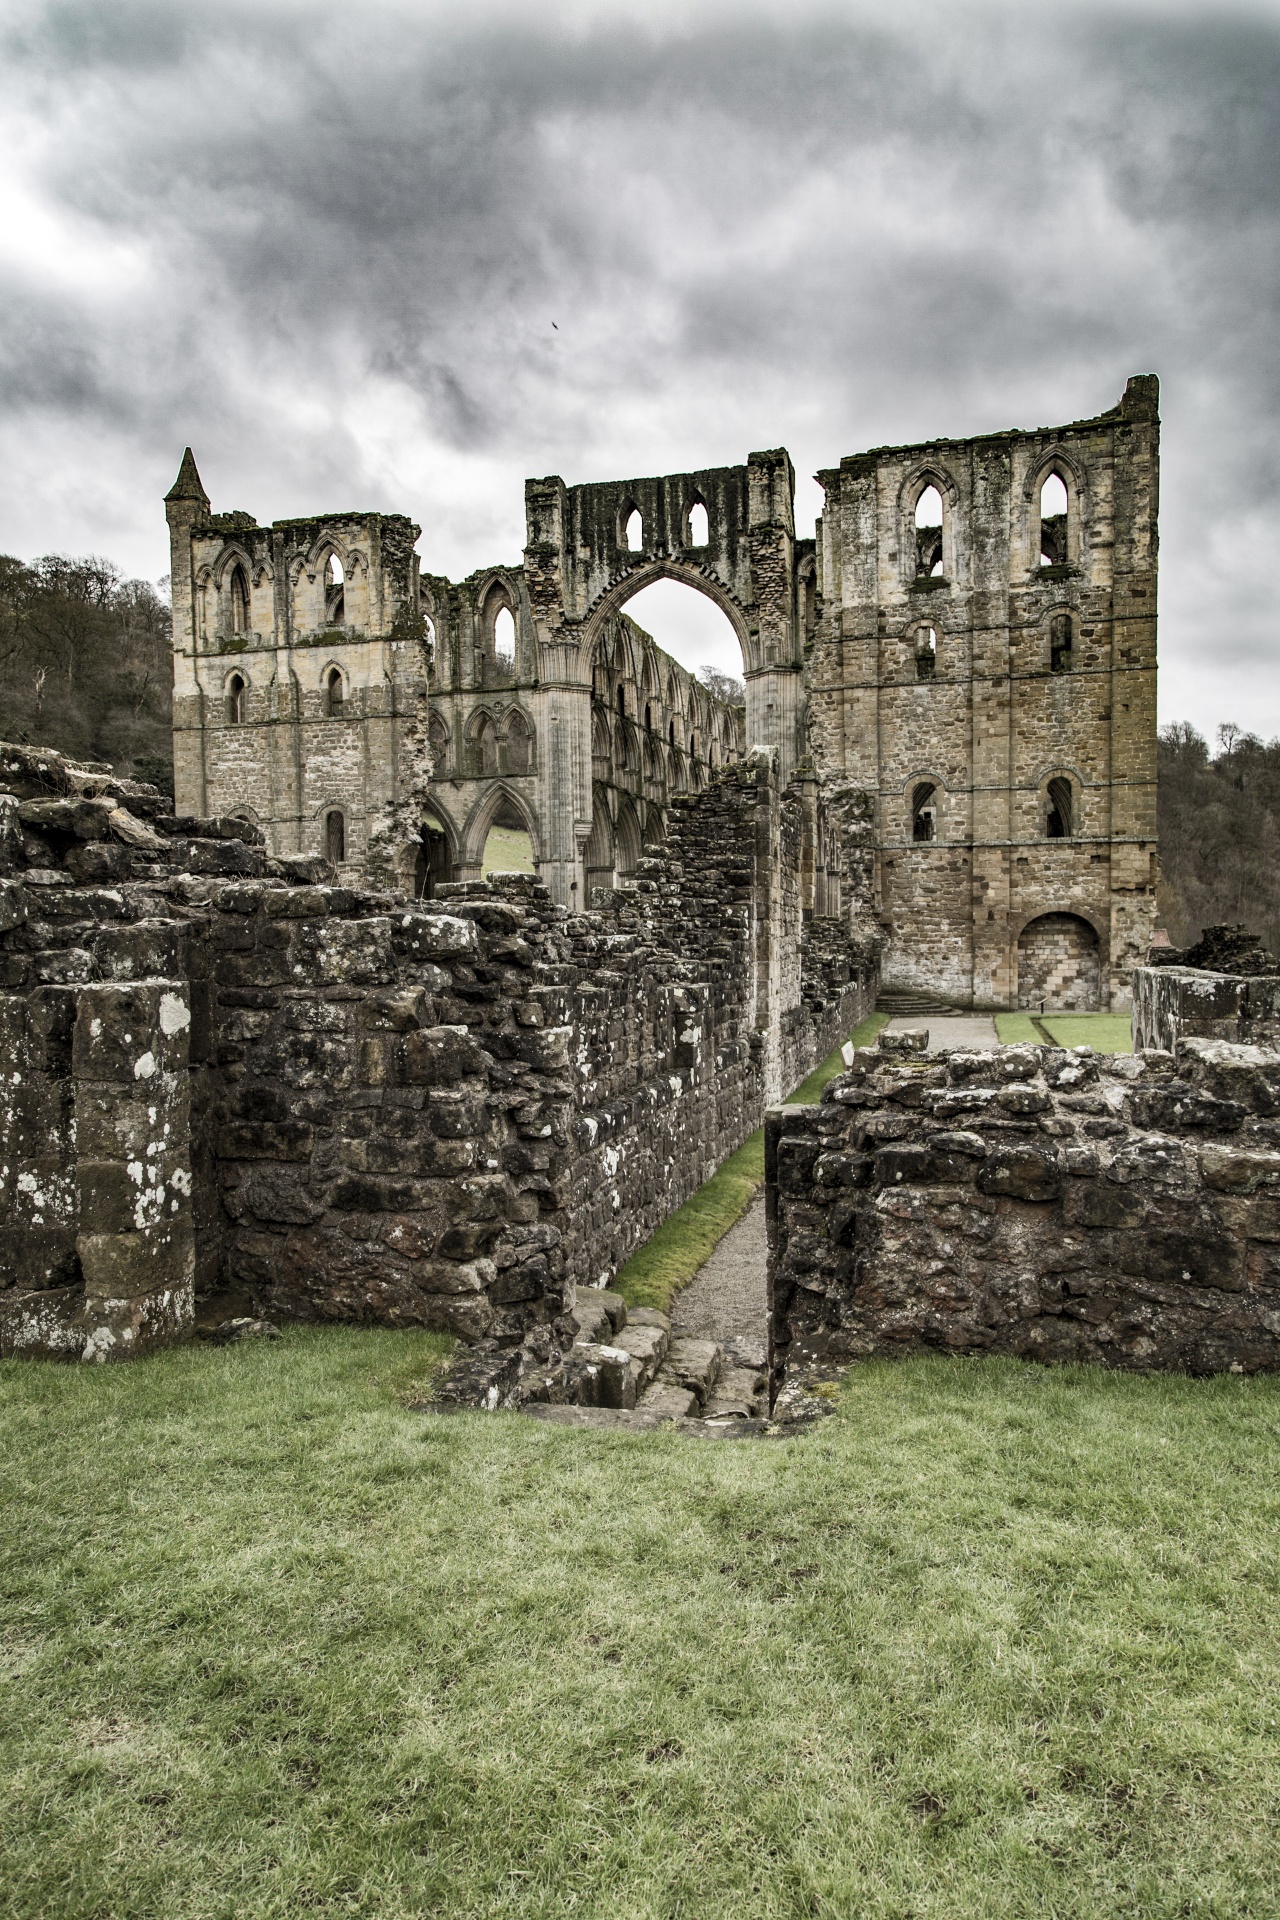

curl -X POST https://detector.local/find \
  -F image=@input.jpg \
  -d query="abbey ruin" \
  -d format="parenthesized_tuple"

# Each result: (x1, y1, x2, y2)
(170, 374, 1160, 1014)
(10, 375, 1230, 1394)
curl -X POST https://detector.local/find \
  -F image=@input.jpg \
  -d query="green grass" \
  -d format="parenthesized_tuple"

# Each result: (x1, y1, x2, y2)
(614, 1011, 889, 1311)
(3, 1338, 1280, 1919)
(1039, 1013, 1133, 1053)
(994, 1012, 1043, 1045)
(994, 1012, 1134, 1053)
(481, 827, 535, 876)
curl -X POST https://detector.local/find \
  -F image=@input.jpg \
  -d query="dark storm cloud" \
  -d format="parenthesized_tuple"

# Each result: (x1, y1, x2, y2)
(1, 0, 1279, 732)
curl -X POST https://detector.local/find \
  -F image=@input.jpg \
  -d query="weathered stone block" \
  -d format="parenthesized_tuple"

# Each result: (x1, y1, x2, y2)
(404, 1025, 489, 1085)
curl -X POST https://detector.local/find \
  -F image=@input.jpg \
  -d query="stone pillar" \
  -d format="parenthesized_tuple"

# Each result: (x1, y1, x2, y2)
(71, 981, 196, 1360)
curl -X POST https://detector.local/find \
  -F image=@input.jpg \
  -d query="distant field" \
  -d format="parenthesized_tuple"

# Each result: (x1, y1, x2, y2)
(4, 1338, 1279, 1918)
(481, 826, 535, 875)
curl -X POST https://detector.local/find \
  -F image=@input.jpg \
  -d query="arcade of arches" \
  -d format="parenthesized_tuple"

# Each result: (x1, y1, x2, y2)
(168, 375, 1160, 1011)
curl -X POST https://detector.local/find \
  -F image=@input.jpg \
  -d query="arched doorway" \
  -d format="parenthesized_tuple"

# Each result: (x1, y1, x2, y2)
(414, 809, 454, 899)
(1017, 913, 1101, 1012)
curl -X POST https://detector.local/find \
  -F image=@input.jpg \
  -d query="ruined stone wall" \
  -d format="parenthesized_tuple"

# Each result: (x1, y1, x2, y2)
(809, 375, 1160, 1011)
(169, 375, 1157, 1008)
(767, 1033, 1280, 1379)
(1134, 965, 1280, 1056)
(1, 744, 876, 1357)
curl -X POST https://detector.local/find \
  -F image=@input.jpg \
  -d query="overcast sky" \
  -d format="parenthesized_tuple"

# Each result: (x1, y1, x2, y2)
(1, 0, 1278, 732)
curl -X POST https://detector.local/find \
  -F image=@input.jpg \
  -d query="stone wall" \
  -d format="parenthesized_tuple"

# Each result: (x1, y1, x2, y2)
(1, 743, 877, 1359)
(766, 1035, 1280, 1379)
(1133, 964, 1280, 1055)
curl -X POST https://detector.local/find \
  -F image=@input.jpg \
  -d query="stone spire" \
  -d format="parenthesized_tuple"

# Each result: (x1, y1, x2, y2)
(165, 447, 209, 508)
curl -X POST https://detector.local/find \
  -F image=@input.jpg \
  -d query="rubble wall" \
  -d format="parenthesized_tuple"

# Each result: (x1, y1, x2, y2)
(1, 744, 877, 1356)
(767, 1037, 1280, 1379)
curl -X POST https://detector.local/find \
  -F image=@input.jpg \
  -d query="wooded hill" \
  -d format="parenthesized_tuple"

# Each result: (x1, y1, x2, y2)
(1157, 722, 1280, 956)
(0, 554, 173, 792)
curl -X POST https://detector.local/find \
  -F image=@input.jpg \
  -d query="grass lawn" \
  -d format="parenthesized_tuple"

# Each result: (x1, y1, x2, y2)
(994, 1012, 1133, 1053)
(614, 1011, 889, 1311)
(3, 1337, 1280, 1918)
(993, 1012, 1043, 1045)
(481, 827, 536, 876)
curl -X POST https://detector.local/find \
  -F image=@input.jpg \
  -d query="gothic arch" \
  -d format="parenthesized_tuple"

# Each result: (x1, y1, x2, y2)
(580, 558, 756, 676)
(464, 708, 500, 776)
(1021, 446, 1088, 505)
(212, 543, 254, 590)
(459, 783, 540, 868)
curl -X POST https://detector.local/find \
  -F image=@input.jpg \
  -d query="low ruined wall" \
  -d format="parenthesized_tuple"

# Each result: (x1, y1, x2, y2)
(767, 1037, 1280, 1378)
(1134, 964, 1280, 1055)
(1, 743, 877, 1355)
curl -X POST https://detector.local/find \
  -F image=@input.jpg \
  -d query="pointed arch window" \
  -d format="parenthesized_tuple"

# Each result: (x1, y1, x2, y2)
(915, 486, 944, 578)
(1046, 777, 1073, 839)
(687, 500, 709, 547)
(912, 782, 937, 842)
(1040, 472, 1069, 567)
(916, 626, 937, 681)
(494, 605, 516, 668)
(229, 564, 249, 636)
(226, 674, 247, 725)
(325, 810, 346, 863)
(428, 709, 449, 776)
(504, 710, 533, 777)
(624, 507, 643, 553)
(324, 553, 345, 625)
(468, 714, 499, 777)
(325, 667, 344, 718)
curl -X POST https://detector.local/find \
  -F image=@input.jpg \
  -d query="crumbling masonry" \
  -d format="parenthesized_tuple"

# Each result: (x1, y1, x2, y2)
(1, 379, 1173, 1375)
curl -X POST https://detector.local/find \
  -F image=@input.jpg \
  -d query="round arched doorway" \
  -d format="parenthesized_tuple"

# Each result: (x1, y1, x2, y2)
(1017, 912, 1101, 1012)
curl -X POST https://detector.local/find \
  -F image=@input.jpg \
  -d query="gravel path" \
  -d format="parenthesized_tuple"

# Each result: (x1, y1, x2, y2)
(886, 1013, 999, 1052)
(672, 1193, 768, 1363)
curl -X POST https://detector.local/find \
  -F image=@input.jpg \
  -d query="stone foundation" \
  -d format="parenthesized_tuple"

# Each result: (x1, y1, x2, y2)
(767, 1032, 1280, 1379)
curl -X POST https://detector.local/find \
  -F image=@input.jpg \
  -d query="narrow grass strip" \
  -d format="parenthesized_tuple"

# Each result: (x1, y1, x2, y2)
(993, 1011, 1041, 1044)
(614, 1010, 889, 1310)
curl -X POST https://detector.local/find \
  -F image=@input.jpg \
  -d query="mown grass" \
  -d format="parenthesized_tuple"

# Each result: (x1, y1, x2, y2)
(994, 1012, 1133, 1053)
(3, 1337, 1280, 1919)
(614, 1011, 889, 1310)
(1038, 1012, 1133, 1053)
(994, 1012, 1043, 1045)
(481, 826, 536, 876)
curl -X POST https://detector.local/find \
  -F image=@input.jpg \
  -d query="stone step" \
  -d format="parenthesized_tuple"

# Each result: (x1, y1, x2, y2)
(704, 1365, 769, 1419)
(610, 1313, 670, 1401)
(656, 1335, 722, 1409)
(523, 1403, 773, 1440)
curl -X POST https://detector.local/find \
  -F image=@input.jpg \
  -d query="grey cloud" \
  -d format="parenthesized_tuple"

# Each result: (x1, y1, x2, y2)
(1, 0, 1279, 733)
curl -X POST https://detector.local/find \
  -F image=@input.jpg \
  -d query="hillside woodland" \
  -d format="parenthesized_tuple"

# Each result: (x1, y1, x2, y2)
(0, 554, 173, 793)
(1157, 722, 1280, 954)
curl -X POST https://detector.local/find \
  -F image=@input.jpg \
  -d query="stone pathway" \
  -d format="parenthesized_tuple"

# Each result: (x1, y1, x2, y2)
(886, 1013, 999, 1052)
(671, 1193, 767, 1369)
